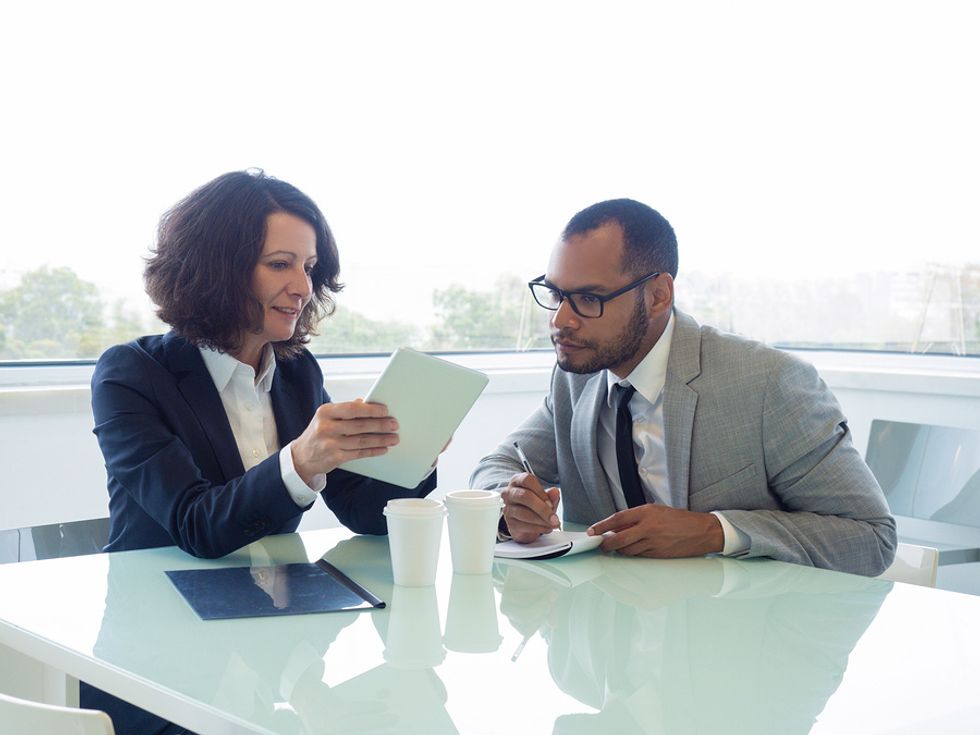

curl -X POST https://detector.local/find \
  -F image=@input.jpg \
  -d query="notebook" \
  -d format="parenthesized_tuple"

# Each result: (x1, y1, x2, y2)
(494, 530, 603, 560)
(166, 559, 385, 620)
(340, 347, 489, 488)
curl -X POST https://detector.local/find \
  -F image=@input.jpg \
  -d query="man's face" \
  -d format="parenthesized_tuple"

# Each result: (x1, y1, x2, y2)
(546, 222, 654, 377)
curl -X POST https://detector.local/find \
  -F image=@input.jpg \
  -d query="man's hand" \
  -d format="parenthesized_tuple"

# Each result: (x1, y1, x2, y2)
(291, 399, 399, 485)
(500, 472, 561, 543)
(587, 505, 725, 558)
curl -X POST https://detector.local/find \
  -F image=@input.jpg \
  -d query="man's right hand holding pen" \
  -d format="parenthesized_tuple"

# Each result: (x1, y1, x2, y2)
(501, 441, 562, 542)
(501, 473, 562, 543)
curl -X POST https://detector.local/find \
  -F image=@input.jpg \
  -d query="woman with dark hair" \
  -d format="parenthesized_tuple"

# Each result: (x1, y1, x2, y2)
(92, 169, 436, 558)
(87, 170, 438, 734)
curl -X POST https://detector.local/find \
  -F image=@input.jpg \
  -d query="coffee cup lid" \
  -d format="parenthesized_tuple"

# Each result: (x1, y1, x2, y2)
(383, 498, 447, 517)
(444, 489, 504, 508)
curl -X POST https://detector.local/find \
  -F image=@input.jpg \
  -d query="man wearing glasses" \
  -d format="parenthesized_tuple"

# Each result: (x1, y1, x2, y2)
(470, 199, 896, 575)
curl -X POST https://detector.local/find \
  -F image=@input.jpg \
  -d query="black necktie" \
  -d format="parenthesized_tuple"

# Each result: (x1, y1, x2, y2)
(614, 384, 647, 508)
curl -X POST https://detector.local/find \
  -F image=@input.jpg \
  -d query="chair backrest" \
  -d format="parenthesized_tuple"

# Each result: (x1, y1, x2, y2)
(0, 691, 115, 735)
(866, 419, 980, 526)
(877, 543, 940, 587)
(0, 517, 109, 565)
(865, 419, 980, 563)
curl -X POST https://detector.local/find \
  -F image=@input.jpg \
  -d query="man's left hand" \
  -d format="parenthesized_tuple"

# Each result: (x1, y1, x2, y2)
(587, 505, 725, 558)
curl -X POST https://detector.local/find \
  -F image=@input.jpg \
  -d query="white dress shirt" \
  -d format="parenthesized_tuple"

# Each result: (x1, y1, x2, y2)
(199, 346, 325, 508)
(596, 313, 749, 556)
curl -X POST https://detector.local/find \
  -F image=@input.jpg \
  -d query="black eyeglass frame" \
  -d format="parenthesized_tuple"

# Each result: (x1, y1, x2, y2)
(527, 270, 661, 319)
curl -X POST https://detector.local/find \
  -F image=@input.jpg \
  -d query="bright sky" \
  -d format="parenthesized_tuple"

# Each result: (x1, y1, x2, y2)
(1, 1, 978, 324)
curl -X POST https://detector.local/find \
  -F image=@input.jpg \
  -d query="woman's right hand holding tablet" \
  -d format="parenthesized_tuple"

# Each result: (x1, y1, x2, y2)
(290, 399, 399, 485)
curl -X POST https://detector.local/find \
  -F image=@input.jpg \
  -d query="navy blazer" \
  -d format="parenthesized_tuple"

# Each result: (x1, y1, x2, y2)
(91, 333, 435, 558)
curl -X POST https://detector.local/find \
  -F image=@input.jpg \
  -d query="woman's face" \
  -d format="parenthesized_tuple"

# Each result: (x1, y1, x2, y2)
(242, 211, 317, 359)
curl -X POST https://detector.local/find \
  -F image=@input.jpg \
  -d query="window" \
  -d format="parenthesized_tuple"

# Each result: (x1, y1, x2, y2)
(2, 1, 978, 360)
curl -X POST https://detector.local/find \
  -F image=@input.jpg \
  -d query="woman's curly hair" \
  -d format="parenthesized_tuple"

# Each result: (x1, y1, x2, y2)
(144, 169, 342, 359)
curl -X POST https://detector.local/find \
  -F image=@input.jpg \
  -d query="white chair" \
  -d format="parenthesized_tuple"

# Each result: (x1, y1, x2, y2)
(0, 691, 114, 735)
(877, 542, 940, 588)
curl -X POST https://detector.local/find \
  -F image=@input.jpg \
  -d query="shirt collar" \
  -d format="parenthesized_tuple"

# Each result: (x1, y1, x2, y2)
(199, 344, 277, 393)
(605, 310, 675, 406)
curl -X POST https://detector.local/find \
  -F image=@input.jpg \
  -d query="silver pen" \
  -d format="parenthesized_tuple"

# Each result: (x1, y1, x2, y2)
(511, 631, 532, 662)
(513, 441, 561, 530)
(513, 441, 537, 477)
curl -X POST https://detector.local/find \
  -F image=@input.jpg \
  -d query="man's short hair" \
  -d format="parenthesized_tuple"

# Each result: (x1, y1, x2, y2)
(562, 198, 678, 278)
(144, 169, 342, 359)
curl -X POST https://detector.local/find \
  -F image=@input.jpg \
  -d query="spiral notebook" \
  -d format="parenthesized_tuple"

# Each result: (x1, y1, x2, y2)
(166, 559, 385, 620)
(494, 530, 603, 560)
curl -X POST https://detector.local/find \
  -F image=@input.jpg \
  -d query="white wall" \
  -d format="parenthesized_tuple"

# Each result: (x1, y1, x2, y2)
(0, 355, 555, 532)
(0, 387, 106, 531)
(1, 352, 978, 533)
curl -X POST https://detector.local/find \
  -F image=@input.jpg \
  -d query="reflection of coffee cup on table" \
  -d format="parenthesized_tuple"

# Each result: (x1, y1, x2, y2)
(383, 584, 445, 669)
(444, 490, 503, 575)
(444, 572, 503, 653)
(383, 498, 446, 587)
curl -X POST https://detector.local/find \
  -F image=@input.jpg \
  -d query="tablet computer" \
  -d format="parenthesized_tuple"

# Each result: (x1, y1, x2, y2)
(339, 347, 489, 488)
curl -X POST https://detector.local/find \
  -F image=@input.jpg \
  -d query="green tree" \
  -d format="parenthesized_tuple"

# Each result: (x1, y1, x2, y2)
(427, 275, 551, 351)
(0, 267, 157, 360)
(961, 262, 980, 355)
(307, 306, 421, 355)
(0, 266, 105, 359)
(103, 299, 156, 347)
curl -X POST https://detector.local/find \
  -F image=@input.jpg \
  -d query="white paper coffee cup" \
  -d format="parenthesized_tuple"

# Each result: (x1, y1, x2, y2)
(444, 489, 503, 575)
(383, 498, 446, 587)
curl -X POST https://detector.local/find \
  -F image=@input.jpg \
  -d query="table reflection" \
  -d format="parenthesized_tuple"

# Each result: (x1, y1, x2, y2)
(320, 535, 458, 734)
(496, 555, 890, 735)
(87, 534, 458, 734)
(81, 528, 893, 735)
(444, 573, 503, 654)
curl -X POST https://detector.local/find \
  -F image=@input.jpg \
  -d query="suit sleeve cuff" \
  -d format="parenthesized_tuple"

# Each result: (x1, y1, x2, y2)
(711, 511, 750, 557)
(497, 514, 512, 542)
(280, 443, 326, 507)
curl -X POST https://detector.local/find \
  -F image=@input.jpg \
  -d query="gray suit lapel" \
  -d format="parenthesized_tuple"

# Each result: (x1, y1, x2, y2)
(664, 310, 702, 508)
(571, 372, 616, 520)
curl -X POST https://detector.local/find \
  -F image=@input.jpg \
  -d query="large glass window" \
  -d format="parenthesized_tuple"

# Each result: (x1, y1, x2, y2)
(1, 1, 978, 360)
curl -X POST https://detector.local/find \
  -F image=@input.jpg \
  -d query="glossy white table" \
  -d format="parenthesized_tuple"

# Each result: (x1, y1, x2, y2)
(2, 527, 980, 734)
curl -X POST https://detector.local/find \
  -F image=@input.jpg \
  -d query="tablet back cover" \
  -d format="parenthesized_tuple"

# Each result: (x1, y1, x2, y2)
(339, 348, 489, 488)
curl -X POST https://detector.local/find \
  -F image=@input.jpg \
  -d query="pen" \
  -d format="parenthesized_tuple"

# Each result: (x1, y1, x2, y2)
(513, 441, 536, 477)
(511, 631, 532, 662)
(513, 441, 561, 530)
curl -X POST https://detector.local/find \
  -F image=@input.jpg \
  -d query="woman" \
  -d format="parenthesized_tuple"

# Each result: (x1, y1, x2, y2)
(91, 169, 436, 558)
(87, 170, 437, 733)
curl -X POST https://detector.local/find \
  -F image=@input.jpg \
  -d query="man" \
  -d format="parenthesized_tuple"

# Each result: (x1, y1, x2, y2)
(470, 199, 896, 575)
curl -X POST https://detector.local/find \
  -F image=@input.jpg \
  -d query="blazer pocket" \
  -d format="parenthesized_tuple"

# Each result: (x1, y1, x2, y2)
(689, 463, 758, 509)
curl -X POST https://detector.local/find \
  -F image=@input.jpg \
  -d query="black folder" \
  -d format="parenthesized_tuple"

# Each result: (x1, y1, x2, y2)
(166, 559, 385, 620)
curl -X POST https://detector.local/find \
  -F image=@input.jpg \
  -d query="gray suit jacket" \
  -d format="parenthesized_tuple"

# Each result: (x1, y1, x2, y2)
(470, 310, 897, 575)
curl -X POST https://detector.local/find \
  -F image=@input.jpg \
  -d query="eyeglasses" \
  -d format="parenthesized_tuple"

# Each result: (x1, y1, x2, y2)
(527, 271, 660, 319)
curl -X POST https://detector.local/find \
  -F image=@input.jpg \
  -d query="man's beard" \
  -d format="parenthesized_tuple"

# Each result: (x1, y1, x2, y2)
(553, 294, 649, 375)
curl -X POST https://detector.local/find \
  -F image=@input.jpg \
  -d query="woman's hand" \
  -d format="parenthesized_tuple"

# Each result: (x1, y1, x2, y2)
(291, 399, 399, 484)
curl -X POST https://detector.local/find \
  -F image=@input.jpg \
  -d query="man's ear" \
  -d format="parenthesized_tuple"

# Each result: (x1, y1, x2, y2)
(649, 273, 674, 315)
